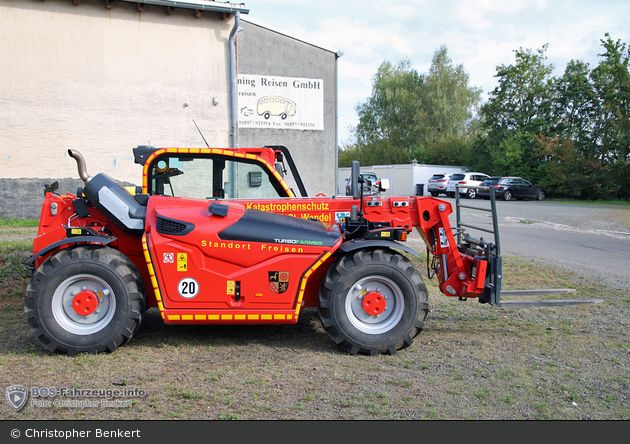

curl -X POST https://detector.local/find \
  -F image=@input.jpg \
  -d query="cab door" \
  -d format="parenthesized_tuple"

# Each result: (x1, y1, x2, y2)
(508, 178, 525, 199)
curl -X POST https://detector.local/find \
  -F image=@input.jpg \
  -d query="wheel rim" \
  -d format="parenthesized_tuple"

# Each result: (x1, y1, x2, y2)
(538, 191, 545, 201)
(345, 275, 404, 334)
(51, 274, 116, 335)
(504, 190, 512, 201)
(468, 189, 476, 199)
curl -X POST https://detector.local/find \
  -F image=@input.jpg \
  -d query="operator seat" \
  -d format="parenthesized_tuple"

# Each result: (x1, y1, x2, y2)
(82, 173, 147, 234)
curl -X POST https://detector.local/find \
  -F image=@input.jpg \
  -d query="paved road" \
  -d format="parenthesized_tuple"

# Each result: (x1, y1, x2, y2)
(409, 197, 630, 289)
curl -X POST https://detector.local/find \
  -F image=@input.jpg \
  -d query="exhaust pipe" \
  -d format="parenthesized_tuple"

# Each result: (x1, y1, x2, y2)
(68, 149, 91, 184)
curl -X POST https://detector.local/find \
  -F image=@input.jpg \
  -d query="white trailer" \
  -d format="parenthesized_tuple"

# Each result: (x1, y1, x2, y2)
(338, 162, 465, 197)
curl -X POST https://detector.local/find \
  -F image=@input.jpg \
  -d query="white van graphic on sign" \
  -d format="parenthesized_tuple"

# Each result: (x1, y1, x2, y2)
(257, 96, 297, 120)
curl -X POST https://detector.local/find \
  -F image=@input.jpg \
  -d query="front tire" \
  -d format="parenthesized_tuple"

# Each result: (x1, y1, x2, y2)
(318, 248, 429, 355)
(537, 190, 546, 201)
(25, 245, 146, 356)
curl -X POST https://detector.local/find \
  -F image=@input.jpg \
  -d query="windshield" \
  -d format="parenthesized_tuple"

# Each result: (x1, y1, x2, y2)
(147, 153, 289, 199)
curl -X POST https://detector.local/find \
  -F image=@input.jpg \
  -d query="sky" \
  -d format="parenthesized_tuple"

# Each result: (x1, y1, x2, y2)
(238, 0, 630, 146)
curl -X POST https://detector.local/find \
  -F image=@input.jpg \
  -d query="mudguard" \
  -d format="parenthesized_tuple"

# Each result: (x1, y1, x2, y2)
(337, 239, 420, 257)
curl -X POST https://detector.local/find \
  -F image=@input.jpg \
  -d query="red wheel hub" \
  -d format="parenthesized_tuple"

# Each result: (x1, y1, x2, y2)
(362, 291, 386, 316)
(72, 290, 99, 316)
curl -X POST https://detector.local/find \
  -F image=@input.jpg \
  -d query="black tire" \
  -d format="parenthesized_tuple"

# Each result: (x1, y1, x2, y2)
(24, 245, 146, 356)
(318, 248, 429, 355)
(467, 188, 477, 199)
(430, 192, 439, 197)
(537, 190, 546, 201)
(263, 112, 271, 120)
(446, 192, 455, 198)
(503, 189, 513, 201)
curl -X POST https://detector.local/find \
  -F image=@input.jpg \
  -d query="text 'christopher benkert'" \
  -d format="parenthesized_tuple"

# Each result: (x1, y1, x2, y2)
(27, 386, 146, 409)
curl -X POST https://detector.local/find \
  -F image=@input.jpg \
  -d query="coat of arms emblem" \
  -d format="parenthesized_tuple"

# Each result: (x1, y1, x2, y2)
(269, 271, 289, 294)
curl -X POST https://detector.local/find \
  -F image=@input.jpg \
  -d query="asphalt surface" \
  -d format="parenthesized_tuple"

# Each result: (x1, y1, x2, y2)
(409, 197, 630, 290)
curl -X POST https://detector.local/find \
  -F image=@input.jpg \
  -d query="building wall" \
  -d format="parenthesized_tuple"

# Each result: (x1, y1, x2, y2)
(0, 0, 235, 218)
(236, 20, 338, 197)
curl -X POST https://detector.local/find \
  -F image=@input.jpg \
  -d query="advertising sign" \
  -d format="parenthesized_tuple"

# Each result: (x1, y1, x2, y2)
(237, 74, 324, 130)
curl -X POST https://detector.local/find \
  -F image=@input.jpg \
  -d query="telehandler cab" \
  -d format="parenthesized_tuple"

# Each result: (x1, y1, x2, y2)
(24, 146, 591, 356)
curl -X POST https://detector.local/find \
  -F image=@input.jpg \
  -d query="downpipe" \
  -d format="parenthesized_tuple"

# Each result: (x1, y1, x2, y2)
(228, 11, 241, 198)
(229, 11, 240, 148)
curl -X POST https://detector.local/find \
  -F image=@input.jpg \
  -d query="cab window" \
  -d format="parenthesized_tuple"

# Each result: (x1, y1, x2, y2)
(147, 154, 288, 199)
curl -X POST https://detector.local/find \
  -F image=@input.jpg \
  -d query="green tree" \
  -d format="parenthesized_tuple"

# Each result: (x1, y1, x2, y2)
(354, 59, 426, 163)
(552, 59, 596, 156)
(421, 46, 482, 144)
(533, 134, 607, 199)
(590, 33, 630, 198)
(481, 45, 557, 180)
(352, 47, 482, 165)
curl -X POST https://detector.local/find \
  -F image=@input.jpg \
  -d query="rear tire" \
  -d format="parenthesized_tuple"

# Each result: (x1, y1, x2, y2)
(24, 245, 146, 356)
(318, 248, 429, 355)
(467, 189, 477, 199)
(503, 189, 513, 201)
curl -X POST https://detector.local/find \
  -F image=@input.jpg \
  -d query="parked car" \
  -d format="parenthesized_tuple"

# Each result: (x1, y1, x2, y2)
(477, 176, 547, 201)
(446, 172, 490, 199)
(345, 172, 380, 196)
(427, 173, 455, 197)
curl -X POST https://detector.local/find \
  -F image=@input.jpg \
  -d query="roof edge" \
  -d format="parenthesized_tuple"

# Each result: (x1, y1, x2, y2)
(241, 17, 339, 55)
(121, 0, 249, 14)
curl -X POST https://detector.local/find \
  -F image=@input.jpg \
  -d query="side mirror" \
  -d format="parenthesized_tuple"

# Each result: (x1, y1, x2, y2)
(44, 181, 59, 196)
(379, 178, 389, 192)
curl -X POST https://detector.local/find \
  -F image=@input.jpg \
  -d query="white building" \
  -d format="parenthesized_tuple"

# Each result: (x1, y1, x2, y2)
(0, 0, 338, 218)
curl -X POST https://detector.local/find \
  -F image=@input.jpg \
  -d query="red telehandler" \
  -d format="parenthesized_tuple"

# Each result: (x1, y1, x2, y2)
(24, 145, 591, 356)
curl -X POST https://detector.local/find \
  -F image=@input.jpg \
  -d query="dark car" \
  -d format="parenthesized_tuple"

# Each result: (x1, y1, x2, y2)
(477, 176, 547, 201)
(345, 172, 380, 196)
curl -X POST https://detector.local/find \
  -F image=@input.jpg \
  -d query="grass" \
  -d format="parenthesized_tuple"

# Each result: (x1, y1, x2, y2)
(0, 218, 39, 228)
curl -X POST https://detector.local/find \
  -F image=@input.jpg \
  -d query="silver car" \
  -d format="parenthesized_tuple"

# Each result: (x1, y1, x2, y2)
(427, 173, 454, 197)
(446, 172, 490, 199)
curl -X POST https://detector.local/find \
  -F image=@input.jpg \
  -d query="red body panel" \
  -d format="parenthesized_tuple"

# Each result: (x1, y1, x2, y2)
(142, 196, 342, 323)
